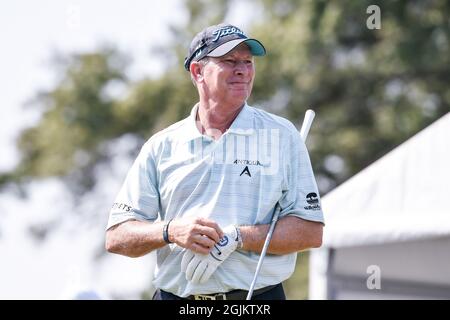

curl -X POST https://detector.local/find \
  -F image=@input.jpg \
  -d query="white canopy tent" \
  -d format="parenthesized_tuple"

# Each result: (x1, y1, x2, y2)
(310, 112, 450, 299)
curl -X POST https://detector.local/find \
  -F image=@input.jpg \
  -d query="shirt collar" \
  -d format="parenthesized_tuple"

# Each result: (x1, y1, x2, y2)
(180, 102, 255, 142)
(182, 103, 204, 142)
(227, 102, 255, 135)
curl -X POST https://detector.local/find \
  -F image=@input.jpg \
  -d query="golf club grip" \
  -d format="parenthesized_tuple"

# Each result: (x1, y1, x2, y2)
(300, 109, 315, 142)
(246, 109, 315, 300)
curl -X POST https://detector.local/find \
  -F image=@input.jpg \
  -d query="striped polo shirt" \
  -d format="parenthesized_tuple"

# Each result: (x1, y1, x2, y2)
(107, 103, 324, 297)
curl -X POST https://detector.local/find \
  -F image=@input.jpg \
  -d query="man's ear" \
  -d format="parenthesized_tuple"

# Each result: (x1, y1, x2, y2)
(190, 61, 203, 82)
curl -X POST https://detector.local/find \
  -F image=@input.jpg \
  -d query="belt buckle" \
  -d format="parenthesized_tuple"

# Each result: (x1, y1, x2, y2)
(215, 293, 227, 300)
(194, 293, 227, 300)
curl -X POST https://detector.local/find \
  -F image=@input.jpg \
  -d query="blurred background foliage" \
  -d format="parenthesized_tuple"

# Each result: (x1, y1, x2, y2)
(1, 0, 448, 299)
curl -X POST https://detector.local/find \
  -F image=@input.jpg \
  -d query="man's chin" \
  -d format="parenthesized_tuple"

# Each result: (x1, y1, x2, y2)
(229, 90, 249, 101)
(228, 95, 248, 107)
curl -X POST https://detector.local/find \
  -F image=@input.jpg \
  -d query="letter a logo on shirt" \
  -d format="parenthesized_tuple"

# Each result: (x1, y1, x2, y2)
(240, 166, 251, 177)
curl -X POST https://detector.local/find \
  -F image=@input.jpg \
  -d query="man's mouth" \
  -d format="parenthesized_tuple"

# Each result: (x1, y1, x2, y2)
(229, 82, 248, 88)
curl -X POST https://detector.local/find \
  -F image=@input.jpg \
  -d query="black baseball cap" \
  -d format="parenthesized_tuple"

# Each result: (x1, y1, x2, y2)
(184, 23, 266, 71)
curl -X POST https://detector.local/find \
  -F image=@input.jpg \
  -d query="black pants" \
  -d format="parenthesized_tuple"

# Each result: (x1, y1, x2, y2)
(153, 283, 286, 300)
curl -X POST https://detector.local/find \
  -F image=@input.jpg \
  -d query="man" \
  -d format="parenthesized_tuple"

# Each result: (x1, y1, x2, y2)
(105, 23, 324, 300)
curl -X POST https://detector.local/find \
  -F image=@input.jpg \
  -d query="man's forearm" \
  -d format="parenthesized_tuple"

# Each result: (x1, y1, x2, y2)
(105, 220, 166, 258)
(239, 216, 323, 255)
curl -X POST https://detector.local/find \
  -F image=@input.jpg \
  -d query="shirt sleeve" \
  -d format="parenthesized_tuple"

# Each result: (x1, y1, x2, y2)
(278, 130, 325, 224)
(106, 143, 160, 230)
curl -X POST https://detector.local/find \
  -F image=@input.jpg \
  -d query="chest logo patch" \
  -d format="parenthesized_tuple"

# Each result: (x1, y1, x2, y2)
(240, 166, 252, 177)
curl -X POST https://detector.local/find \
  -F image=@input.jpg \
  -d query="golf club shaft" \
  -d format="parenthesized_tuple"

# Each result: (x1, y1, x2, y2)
(246, 109, 315, 300)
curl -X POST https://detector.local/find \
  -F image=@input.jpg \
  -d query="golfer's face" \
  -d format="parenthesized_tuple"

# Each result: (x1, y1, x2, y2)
(203, 43, 255, 106)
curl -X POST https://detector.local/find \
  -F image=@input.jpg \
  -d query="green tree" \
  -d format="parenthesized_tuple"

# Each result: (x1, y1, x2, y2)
(250, 0, 449, 190)
(8, 47, 129, 194)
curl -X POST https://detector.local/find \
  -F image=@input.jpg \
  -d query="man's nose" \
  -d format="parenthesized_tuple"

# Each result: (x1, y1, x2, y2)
(234, 61, 249, 76)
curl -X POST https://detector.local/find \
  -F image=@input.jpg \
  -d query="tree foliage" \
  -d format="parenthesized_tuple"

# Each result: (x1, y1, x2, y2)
(250, 0, 449, 190)
(13, 48, 128, 194)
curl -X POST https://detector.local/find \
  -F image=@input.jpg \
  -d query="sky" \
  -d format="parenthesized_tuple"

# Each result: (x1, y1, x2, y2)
(0, 0, 259, 299)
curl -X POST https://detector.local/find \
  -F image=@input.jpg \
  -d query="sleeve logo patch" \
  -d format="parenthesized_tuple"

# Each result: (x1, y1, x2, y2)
(306, 193, 319, 204)
(304, 192, 321, 211)
(111, 202, 132, 212)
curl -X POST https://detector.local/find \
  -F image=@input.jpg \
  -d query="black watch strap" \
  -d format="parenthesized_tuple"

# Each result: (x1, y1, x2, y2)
(163, 219, 173, 244)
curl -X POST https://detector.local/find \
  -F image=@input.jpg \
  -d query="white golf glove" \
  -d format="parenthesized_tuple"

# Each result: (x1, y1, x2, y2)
(181, 225, 242, 284)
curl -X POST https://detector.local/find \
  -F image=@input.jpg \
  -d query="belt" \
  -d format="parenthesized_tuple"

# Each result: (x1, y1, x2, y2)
(186, 284, 278, 300)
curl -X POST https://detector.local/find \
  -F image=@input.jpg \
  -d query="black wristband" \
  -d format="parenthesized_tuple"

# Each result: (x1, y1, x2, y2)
(163, 219, 173, 244)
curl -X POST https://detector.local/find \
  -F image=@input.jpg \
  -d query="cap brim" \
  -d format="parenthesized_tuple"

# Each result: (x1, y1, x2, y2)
(207, 38, 266, 58)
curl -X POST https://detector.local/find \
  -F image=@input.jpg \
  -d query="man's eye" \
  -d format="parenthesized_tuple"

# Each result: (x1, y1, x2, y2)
(225, 59, 235, 64)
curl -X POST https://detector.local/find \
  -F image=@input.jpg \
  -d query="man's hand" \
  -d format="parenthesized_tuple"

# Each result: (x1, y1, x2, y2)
(181, 225, 240, 284)
(169, 217, 224, 254)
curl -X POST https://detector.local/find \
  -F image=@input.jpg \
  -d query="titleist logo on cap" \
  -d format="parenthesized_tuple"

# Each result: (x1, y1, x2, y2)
(211, 26, 246, 42)
(184, 23, 265, 71)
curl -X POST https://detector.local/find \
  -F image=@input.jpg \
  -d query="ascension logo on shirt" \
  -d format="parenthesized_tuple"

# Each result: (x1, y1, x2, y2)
(304, 192, 321, 211)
